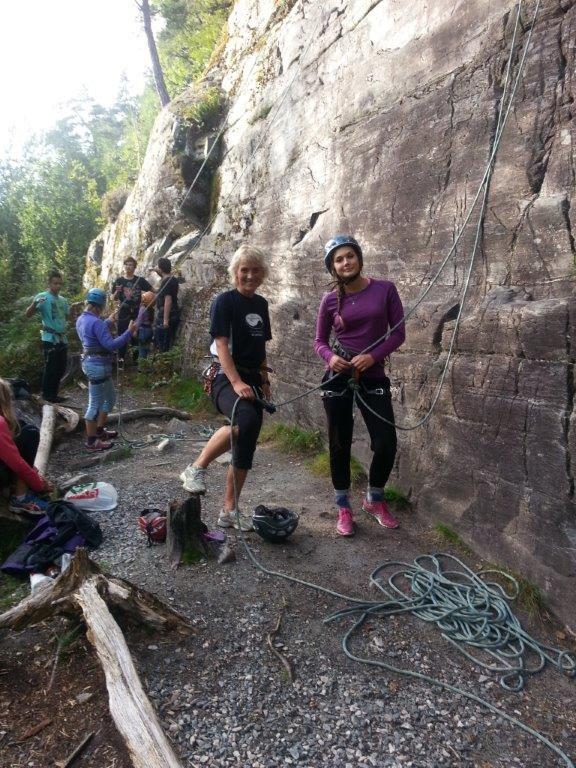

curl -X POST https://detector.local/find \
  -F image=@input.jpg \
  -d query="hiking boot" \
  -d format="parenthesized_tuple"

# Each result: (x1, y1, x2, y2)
(46, 395, 69, 404)
(180, 465, 207, 495)
(98, 427, 118, 439)
(336, 507, 355, 537)
(362, 498, 399, 529)
(85, 438, 113, 452)
(217, 509, 253, 532)
(9, 493, 48, 515)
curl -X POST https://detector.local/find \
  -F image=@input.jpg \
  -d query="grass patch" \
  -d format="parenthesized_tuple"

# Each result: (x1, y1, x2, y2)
(434, 523, 548, 619)
(260, 423, 323, 455)
(485, 564, 547, 620)
(163, 377, 214, 415)
(383, 485, 411, 509)
(307, 451, 366, 485)
(434, 522, 473, 556)
(0, 575, 27, 611)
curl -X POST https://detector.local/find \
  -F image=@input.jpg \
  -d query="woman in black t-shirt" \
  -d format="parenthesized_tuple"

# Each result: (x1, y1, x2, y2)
(180, 245, 272, 531)
(153, 257, 180, 353)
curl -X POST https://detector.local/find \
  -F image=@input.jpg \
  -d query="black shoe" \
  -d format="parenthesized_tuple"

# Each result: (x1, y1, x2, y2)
(46, 396, 69, 404)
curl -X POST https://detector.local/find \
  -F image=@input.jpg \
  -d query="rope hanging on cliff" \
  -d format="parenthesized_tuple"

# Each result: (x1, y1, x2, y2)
(272, 0, 540, 430)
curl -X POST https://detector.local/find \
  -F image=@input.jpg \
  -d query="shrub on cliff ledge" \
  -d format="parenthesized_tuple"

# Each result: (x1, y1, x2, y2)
(101, 186, 131, 223)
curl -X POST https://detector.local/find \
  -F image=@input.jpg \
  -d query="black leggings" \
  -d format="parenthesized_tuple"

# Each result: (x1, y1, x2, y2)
(322, 374, 397, 490)
(0, 423, 40, 487)
(42, 342, 67, 400)
(212, 374, 264, 470)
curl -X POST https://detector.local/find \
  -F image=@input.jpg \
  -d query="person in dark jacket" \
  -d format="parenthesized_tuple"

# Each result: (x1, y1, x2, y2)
(76, 288, 137, 451)
(0, 378, 53, 514)
(153, 257, 180, 353)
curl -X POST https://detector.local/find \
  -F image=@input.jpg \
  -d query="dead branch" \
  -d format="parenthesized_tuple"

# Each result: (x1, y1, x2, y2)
(266, 610, 293, 683)
(10, 717, 53, 744)
(54, 731, 95, 768)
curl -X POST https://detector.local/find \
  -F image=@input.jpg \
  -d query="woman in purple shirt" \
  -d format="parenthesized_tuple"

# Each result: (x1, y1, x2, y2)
(314, 235, 405, 537)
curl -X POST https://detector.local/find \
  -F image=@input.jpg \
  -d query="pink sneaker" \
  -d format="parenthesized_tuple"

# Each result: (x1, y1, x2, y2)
(362, 498, 399, 529)
(336, 507, 355, 537)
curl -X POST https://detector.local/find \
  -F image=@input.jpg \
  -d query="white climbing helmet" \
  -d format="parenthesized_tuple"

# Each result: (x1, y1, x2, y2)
(64, 482, 118, 512)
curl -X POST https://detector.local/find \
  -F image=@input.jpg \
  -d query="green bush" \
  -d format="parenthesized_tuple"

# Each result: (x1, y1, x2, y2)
(101, 186, 130, 222)
(260, 422, 324, 455)
(0, 304, 44, 387)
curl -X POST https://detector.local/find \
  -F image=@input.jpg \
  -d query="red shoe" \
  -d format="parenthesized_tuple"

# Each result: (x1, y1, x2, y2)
(362, 498, 399, 529)
(85, 438, 113, 452)
(336, 507, 355, 537)
(98, 427, 118, 439)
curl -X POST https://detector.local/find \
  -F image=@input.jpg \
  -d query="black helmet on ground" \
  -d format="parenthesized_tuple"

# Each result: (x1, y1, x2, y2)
(252, 505, 299, 543)
(324, 235, 363, 272)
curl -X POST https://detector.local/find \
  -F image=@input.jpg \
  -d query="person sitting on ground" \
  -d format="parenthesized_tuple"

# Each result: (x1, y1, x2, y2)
(153, 257, 180, 353)
(314, 235, 405, 537)
(0, 378, 53, 514)
(76, 288, 137, 452)
(134, 290, 155, 365)
(180, 244, 273, 531)
(111, 256, 152, 364)
(25, 268, 70, 404)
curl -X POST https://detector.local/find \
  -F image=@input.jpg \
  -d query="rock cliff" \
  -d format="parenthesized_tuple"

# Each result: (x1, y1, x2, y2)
(87, 0, 576, 624)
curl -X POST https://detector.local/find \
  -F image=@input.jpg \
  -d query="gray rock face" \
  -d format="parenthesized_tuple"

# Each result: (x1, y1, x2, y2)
(87, 0, 576, 624)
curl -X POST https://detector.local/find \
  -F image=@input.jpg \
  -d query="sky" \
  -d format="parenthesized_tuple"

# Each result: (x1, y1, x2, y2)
(0, 0, 151, 157)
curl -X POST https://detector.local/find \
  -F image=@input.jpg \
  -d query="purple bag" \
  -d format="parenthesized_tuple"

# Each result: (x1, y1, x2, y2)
(1, 514, 85, 577)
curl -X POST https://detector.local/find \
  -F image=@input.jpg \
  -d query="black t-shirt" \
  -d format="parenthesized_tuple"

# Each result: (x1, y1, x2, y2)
(210, 289, 272, 369)
(156, 276, 179, 316)
(111, 275, 152, 318)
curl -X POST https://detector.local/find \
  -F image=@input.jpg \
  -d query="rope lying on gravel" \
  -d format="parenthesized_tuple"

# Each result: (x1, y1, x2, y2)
(325, 555, 576, 693)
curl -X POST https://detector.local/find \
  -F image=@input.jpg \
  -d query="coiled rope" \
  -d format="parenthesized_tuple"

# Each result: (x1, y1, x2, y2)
(226, 395, 576, 766)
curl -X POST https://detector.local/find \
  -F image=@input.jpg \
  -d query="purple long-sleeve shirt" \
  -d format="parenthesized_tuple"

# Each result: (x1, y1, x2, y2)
(314, 278, 405, 379)
(76, 311, 132, 354)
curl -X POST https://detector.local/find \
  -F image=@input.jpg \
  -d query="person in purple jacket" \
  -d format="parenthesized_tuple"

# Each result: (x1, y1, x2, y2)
(76, 288, 137, 451)
(314, 235, 406, 537)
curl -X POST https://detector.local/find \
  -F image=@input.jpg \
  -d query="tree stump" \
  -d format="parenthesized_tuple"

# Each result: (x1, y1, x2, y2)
(166, 495, 210, 568)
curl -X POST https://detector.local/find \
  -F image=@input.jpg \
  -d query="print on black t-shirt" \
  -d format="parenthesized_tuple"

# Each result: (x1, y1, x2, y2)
(112, 275, 152, 319)
(209, 289, 272, 370)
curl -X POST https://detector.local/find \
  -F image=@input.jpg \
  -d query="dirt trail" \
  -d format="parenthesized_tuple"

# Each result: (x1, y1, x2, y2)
(1, 387, 575, 768)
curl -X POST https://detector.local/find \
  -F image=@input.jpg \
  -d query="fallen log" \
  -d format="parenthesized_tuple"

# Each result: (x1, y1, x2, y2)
(34, 403, 56, 476)
(106, 407, 194, 424)
(0, 550, 189, 768)
(75, 582, 182, 768)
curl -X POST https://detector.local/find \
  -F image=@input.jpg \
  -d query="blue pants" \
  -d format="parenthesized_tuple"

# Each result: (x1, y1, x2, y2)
(82, 360, 116, 421)
(138, 325, 153, 360)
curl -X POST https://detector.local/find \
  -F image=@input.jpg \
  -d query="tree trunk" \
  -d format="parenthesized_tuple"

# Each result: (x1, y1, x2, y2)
(139, 0, 170, 107)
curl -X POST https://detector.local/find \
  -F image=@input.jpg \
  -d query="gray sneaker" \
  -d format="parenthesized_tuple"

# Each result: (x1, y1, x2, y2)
(180, 465, 207, 494)
(217, 509, 253, 532)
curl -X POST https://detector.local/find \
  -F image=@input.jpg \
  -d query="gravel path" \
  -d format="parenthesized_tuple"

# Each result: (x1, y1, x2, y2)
(48, 400, 576, 768)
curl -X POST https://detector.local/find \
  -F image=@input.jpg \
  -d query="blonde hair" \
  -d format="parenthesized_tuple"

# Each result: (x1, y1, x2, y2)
(227, 244, 269, 285)
(0, 379, 19, 436)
